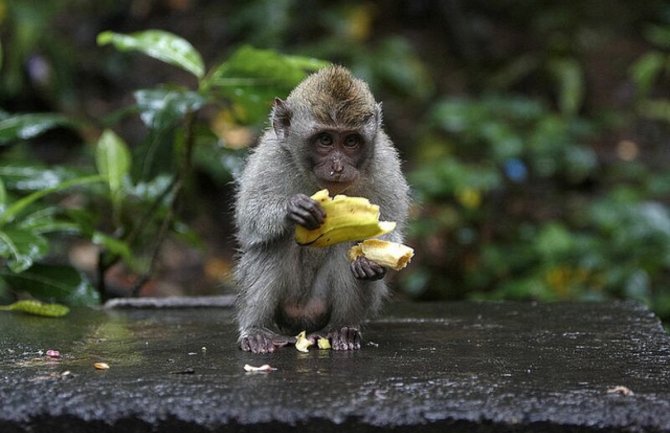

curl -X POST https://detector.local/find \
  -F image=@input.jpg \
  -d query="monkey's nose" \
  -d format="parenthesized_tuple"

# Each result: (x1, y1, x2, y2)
(332, 160, 344, 174)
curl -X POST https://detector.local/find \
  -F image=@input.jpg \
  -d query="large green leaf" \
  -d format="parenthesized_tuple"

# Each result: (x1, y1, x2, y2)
(134, 87, 205, 129)
(203, 46, 328, 123)
(0, 175, 103, 226)
(0, 227, 48, 273)
(0, 113, 74, 144)
(98, 30, 205, 79)
(0, 165, 81, 192)
(0, 264, 99, 306)
(96, 130, 130, 211)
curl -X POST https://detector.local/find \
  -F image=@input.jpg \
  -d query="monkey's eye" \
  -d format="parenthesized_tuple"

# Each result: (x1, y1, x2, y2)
(344, 134, 361, 148)
(317, 133, 333, 147)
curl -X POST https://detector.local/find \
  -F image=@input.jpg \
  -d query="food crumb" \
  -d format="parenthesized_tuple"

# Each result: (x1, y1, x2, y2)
(244, 364, 277, 372)
(607, 385, 634, 396)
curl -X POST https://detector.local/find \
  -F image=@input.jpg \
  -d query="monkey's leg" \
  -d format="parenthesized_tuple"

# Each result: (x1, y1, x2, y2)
(236, 248, 296, 354)
(329, 267, 389, 350)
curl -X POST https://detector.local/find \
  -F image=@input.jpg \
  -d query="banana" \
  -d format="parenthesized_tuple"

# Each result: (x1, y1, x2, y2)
(295, 189, 396, 247)
(347, 239, 414, 271)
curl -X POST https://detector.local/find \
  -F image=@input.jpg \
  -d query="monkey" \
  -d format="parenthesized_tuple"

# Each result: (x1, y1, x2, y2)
(233, 65, 409, 353)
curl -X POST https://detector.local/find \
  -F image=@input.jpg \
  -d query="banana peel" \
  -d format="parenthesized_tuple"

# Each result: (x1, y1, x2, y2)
(348, 239, 414, 271)
(295, 331, 313, 352)
(294, 189, 396, 247)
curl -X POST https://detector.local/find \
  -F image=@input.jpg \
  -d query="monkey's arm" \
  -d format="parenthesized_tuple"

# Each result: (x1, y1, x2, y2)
(235, 139, 320, 248)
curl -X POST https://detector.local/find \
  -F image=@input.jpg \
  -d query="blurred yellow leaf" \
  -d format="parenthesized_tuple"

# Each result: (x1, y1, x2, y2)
(456, 188, 481, 209)
(211, 110, 254, 150)
(346, 5, 374, 41)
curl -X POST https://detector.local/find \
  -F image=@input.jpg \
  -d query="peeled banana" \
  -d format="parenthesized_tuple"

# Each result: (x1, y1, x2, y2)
(347, 239, 415, 271)
(294, 189, 396, 247)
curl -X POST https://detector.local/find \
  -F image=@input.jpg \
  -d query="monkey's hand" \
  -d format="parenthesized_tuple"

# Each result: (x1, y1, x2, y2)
(350, 256, 386, 281)
(239, 329, 292, 354)
(287, 194, 326, 230)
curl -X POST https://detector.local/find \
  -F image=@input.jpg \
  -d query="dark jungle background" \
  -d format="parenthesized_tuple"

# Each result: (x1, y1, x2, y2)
(1, 0, 669, 324)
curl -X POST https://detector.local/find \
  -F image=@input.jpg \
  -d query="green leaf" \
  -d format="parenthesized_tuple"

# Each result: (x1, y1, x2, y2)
(0, 165, 80, 192)
(644, 24, 670, 49)
(0, 175, 103, 226)
(549, 58, 584, 117)
(0, 264, 99, 306)
(203, 46, 328, 123)
(638, 99, 670, 122)
(0, 177, 6, 213)
(0, 228, 48, 273)
(19, 207, 80, 235)
(134, 87, 205, 129)
(96, 130, 130, 212)
(97, 30, 205, 79)
(535, 223, 573, 261)
(0, 113, 74, 144)
(92, 231, 132, 263)
(0, 300, 70, 317)
(630, 52, 666, 97)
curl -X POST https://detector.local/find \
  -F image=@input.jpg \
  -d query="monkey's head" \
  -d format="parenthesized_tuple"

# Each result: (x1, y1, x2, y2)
(271, 65, 382, 195)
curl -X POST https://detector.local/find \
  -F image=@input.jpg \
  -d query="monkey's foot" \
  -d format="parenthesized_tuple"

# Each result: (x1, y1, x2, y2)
(239, 331, 291, 354)
(326, 326, 361, 350)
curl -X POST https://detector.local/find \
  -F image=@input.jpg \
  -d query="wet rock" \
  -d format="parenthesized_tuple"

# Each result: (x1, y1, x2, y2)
(0, 300, 668, 432)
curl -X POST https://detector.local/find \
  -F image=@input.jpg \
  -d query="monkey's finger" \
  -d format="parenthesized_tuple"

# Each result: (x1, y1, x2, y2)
(250, 334, 274, 354)
(351, 260, 370, 280)
(327, 330, 340, 350)
(353, 330, 361, 350)
(361, 261, 378, 279)
(352, 257, 385, 280)
(301, 201, 326, 227)
(334, 330, 346, 351)
(335, 327, 353, 351)
(289, 195, 326, 222)
(365, 259, 386, 280)
(290, 209, 322, 230)
(272, 335, 292, 347)
(240, 337, 252, 352)
(344, 327, 354, 350)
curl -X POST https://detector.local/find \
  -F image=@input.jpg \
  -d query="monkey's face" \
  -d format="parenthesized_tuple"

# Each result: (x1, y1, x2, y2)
(308, 128, 367, 194)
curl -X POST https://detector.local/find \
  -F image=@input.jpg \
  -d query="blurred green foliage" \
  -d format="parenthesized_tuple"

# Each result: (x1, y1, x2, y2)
(0, 0, 669, 323)
(1, 22, 326, 304)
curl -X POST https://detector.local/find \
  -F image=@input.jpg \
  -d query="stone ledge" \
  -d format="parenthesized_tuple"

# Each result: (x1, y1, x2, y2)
(1, 301, 669, 433)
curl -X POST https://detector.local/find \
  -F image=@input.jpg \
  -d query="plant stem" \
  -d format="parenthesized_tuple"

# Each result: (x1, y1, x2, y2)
(129, 110, 197, 297)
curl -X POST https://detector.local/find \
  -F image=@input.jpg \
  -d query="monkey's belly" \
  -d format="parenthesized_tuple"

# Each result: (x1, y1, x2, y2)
(275, 298, 330, 334)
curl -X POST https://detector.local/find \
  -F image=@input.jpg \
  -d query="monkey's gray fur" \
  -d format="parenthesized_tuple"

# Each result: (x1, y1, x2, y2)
(233, 65, 409, 351)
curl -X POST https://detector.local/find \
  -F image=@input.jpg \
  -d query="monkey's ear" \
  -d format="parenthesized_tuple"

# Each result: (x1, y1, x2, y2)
(271, 98, 292, 139)
(363, 102, 383, 137)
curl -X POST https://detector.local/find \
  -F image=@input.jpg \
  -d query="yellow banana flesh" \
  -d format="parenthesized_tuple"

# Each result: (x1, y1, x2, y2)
(347, 239, 414, 271)
(294, 189, 396, 247)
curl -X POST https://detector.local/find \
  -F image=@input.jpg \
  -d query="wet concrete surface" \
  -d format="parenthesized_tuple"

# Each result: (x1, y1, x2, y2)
(0, 300, 669, 433)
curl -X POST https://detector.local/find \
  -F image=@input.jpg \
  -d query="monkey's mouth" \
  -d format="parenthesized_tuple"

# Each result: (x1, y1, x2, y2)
(319, 180, 353, 195)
